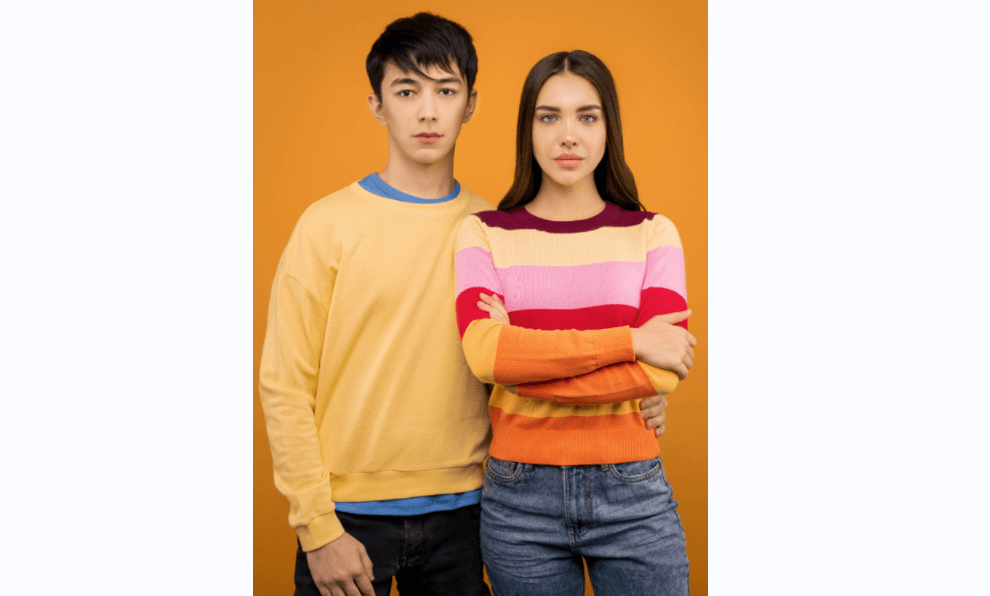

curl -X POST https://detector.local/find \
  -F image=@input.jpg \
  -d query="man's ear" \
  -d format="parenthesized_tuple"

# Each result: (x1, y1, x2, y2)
(462, 88, 479, 124)
(368, 93, 387, 126)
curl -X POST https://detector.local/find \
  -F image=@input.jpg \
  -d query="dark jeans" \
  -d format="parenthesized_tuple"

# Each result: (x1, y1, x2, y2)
(294, 504, 490, 596)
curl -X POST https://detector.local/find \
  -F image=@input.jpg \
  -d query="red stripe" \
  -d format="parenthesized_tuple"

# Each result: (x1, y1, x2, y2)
(634, 287, 688, 329)
(509, 304, 638, 331)
(456, 287, 505, 337)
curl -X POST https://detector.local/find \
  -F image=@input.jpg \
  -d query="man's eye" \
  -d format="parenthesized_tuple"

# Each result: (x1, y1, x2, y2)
(397, 90, 413, 97)
(440, 89, 455, 96)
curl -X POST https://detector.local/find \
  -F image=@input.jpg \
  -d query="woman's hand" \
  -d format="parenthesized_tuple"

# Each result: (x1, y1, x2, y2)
(478, 293, 511, 325)
(630, 311, 696, 380)
(640, 394, 668, 437)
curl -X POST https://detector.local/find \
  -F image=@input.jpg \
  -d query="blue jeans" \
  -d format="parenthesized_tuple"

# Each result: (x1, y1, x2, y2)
(480, 456, 689, 596)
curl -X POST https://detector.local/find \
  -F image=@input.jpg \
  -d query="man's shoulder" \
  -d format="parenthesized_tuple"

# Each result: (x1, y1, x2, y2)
(297, 182, 366, 227)
(456, 186, 497, 215)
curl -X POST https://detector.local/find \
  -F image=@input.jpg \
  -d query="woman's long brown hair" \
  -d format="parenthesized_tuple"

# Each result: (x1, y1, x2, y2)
(498, 50, 644, 213)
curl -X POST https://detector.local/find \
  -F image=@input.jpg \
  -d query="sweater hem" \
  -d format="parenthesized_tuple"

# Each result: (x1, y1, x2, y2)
(329, 464, 485, 503)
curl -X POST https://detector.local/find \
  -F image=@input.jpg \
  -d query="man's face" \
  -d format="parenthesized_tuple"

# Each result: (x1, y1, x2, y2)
(369, 61, 478, 167)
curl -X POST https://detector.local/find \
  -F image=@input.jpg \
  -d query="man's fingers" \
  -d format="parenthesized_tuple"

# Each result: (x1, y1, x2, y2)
(477, 301, 493, 313)
(645, 411, 666, 430)
(676, 363, 688, 380)
(685, 344, 694, 361)
(686, 331, 697, 348)
(640, 395, 661, 410)
(655, 423, 666, 437)
(354, 573, 376, 596)
(683, 354, 693, 370)
(338, 580, 363, 596)
(641, 404, 663, 422)
(359, 547, 374, 580)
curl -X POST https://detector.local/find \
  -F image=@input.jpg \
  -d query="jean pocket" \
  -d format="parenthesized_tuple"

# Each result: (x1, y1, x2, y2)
(486, 456, 524, 483)
(607, 457, 662, 482)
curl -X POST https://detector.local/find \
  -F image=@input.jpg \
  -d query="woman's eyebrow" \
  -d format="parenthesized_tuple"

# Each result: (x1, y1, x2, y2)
(534, 105, 602, 112)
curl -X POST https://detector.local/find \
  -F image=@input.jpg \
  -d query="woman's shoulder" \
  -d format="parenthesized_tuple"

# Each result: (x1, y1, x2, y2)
(633, 209, 682, 250)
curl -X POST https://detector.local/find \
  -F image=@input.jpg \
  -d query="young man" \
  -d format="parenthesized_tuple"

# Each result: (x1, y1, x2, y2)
(259, 13, 692, 596)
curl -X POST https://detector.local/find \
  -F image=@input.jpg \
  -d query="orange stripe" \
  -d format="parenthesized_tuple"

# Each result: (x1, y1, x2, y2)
(492, 325, 632, 384)
(488, 406, 660, 465)
(518, 362, 656, 405)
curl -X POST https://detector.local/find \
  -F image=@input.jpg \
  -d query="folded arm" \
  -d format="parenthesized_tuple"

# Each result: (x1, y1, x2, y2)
(458, 214, 695, 406)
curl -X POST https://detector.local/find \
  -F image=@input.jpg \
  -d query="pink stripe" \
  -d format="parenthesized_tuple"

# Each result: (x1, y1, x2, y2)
(495, 261, 645, 311)
(643, 246, 686, 299)
(455, 247, 503, 296)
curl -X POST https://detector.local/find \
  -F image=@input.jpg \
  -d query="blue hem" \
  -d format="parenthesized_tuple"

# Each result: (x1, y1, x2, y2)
(334, 489, 481, 516)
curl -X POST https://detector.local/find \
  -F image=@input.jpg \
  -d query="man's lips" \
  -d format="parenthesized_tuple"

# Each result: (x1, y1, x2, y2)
(416, 133, 442, 144)
(555, 153, 583, 168)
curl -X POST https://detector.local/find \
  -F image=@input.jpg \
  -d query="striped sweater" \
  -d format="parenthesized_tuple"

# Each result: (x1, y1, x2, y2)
(454, 203, 688, 465)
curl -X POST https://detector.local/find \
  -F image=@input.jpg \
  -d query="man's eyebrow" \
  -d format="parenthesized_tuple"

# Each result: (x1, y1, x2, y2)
(435, 76, 463, 85)
(390, 78, 421, 87)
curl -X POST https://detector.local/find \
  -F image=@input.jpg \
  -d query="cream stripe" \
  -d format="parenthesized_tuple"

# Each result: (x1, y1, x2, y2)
(482, 225, 654, 267)
(489, 385, 641, 417)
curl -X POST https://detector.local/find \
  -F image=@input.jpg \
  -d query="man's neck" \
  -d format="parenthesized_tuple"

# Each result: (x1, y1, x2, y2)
(378, 154, 457, 200)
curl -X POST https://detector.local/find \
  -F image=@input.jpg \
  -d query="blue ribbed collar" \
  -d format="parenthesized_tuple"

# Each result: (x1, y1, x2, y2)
(358, 173, 461, 204)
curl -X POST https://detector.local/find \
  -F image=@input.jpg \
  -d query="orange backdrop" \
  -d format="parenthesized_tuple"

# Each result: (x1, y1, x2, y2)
(254, 1, 708, 594)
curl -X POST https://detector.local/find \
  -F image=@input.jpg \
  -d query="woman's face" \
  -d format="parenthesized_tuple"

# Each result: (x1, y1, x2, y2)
(531, 72, 607, 189)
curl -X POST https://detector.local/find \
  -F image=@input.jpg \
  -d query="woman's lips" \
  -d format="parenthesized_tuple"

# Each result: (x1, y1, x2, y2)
(416, 133, 441, 144)
(555, 154, 583, 168)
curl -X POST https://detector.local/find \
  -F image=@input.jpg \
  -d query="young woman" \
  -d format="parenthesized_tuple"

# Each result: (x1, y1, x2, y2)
(453, 50, 694, 595)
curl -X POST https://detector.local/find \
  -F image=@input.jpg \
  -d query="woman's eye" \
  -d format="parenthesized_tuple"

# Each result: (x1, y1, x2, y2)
(538, 114, 557, 122)
(580, 114, 598, 123)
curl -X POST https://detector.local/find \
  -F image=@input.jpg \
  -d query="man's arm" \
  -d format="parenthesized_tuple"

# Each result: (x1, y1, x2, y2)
(258, 218, 374, 596)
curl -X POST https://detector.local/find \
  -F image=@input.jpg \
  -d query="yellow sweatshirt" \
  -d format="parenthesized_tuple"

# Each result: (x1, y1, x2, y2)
(259, 181, 493, 551)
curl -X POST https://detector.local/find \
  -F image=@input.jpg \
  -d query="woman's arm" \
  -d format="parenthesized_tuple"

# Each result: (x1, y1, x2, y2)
(475, 213, 694, 406)
(455, 216, 640, 385)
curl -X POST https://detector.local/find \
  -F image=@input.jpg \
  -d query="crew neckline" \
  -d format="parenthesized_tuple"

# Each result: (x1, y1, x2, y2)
(513, 202, 619, 233)
(358, 173, 461, 204)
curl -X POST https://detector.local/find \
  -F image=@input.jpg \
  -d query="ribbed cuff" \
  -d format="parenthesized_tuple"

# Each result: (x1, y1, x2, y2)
(296, 511, 345, 552)
(594, 326, 635, 367)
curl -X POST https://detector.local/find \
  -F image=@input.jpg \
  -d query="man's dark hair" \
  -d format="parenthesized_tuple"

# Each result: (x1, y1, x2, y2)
(366, 12, 478, 101)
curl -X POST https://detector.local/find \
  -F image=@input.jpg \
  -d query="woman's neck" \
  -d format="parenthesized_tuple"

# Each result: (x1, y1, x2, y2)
(526, 176, 606, 221)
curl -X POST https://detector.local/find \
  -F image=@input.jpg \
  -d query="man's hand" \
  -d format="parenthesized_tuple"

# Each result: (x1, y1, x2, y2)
(306, 532, 375, 596)
(630, 311, 697, 379)
(640, 394, 668, 437)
